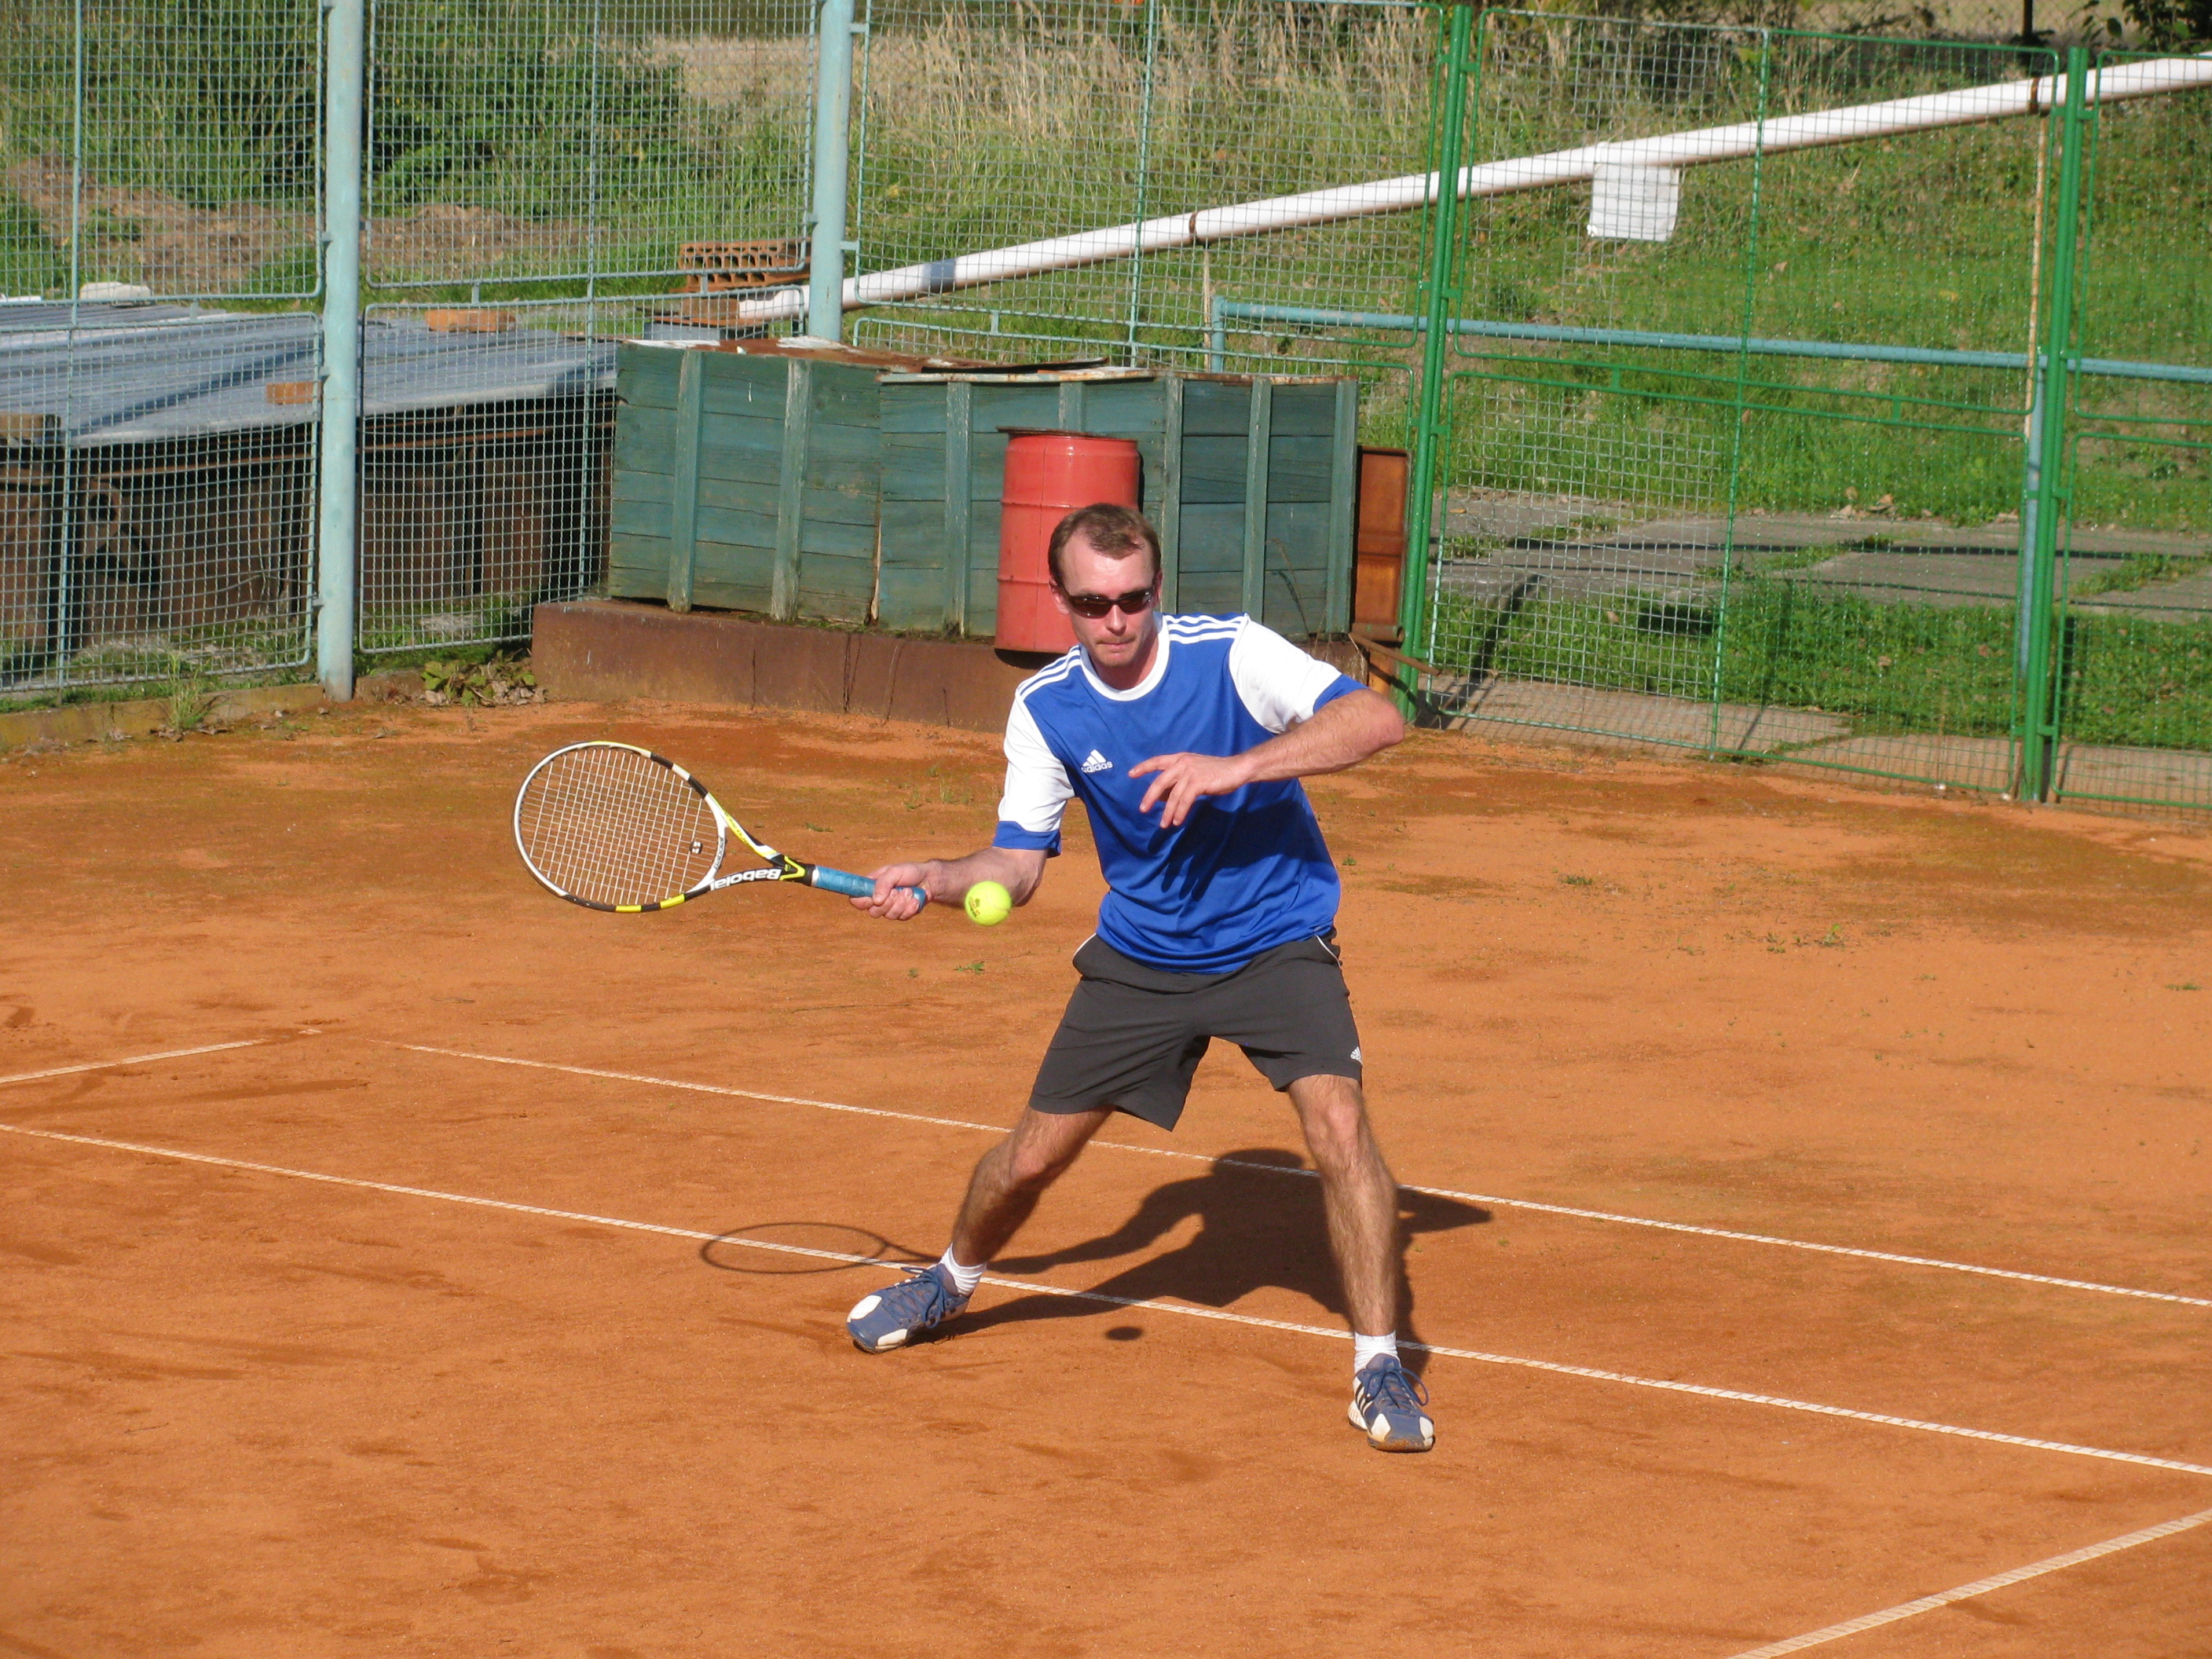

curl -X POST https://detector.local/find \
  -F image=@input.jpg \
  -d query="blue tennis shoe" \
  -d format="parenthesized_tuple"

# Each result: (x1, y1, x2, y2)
(846, 1264, 971, 1353)
(1350, 1354, 1434, 1452)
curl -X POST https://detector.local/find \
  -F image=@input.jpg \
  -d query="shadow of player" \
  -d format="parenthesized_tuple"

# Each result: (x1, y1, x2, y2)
(958, 1147, 1489, 1374)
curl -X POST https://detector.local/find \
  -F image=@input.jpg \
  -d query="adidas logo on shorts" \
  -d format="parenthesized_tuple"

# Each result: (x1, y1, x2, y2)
(1080, 749, 1113, 774)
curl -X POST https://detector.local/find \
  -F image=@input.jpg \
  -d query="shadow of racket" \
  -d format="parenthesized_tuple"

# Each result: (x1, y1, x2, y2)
(698, 1221, 928, 1276)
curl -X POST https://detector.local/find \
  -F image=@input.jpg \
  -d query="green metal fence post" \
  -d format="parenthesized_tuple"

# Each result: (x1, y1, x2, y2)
(1400, 1, 1478, 715)
(1706, 31, 1774, 757)
(806, 0, 858, 342)
(316, 0, 365, 701)
(2013, 46, 2087, 803)
(1126, 0, 1162, 359)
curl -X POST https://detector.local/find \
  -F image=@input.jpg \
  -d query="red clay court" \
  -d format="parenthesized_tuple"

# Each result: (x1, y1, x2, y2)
(3, 698, 2208, 1657)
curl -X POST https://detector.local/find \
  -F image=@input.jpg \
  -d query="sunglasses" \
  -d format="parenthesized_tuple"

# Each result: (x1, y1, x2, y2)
(1057, 583, 1158, 619)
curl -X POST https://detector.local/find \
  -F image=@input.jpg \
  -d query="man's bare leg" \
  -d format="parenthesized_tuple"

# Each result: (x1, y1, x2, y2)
(1288, 1073, 1431, 1449)
(847, 1104, 1109, 1353)
(950, 1104, 1114, 1267)
(1285, 1074, 1400, 1336)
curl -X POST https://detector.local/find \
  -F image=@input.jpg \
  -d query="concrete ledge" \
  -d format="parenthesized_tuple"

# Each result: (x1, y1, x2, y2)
(533, 600, 1039, 732)
(0, 672, 416, 750)
(534, 599, 1368, 733)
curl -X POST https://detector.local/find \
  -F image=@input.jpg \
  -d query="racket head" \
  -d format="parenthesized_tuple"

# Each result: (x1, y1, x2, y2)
(514, 742, 728, 912)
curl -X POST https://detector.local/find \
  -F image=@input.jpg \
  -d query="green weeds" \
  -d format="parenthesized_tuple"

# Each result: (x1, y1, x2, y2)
(1433, 576, 2212, 752)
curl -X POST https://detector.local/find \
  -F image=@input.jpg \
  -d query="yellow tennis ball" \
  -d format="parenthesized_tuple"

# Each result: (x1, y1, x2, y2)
(964, 880, 1013, 926)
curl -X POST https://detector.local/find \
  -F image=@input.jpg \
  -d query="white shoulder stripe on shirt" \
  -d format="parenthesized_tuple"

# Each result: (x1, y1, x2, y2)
(1013, 656, 1085, 702)
(1164, 621, 1243, 640)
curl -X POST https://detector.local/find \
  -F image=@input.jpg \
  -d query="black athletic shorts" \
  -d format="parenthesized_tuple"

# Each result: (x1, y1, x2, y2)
(1027, 932, 1364, 1131)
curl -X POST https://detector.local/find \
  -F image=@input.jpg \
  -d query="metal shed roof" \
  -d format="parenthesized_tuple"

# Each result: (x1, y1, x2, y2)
(0, 302, 616, 447)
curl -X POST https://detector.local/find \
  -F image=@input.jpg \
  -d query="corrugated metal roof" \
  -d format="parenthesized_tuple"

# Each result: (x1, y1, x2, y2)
(0, 302, 615, 447)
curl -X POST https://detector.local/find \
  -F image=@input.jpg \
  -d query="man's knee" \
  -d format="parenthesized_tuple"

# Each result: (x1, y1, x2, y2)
(1002, 1108, 1103, 1188)
(1004, 1141, 1075, 1191)
(1289, 1075, 1375, 1166)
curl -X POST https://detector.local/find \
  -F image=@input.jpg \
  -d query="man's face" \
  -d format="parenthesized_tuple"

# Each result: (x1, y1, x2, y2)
(1052, 535, 1159, 672)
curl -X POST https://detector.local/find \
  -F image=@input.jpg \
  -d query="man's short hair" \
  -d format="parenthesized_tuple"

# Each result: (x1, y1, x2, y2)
(1048, 504, 1162, 590)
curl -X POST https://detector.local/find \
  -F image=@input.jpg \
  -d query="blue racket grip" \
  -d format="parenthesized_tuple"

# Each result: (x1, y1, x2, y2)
(811, 865, 928, 908)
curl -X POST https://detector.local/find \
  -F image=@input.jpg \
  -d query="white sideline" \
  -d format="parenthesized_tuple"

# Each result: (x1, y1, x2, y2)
(5, 1117, 2209, 1481)
(392, 1042, 2212, 1310)
(1727, 1506, 2212, 1657)
(0, 1039, 267, 1088)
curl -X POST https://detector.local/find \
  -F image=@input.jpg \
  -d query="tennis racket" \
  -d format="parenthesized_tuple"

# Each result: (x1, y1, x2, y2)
(514, 741, 926, 914)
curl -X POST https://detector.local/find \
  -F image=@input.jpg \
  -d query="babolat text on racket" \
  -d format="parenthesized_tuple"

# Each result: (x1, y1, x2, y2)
(514, 741, 926, 914)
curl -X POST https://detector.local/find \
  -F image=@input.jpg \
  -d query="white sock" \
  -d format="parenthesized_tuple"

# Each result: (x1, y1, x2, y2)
(1352, 1332, 1399, 1375)
(938, 1248, 985, 1297)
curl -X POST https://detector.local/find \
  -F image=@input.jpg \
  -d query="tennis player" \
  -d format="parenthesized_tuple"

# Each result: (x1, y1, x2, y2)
(845, 503, 1431, 1452)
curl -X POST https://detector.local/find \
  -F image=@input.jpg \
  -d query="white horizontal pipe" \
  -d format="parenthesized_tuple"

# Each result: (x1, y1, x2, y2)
(738, 53, 2212, 325)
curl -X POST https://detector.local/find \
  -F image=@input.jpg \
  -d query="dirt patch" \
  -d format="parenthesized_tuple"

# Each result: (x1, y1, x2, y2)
(2, 703, 2209, 1656)
(7, 157, 591, 295)
(7, 156, 312, 295)
(361, 201, 588, 286)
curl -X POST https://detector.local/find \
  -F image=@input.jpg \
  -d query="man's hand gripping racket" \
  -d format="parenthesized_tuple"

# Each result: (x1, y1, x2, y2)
(513, 741, 927, 914)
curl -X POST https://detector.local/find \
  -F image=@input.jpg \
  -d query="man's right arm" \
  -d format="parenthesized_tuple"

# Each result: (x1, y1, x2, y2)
(854, 695, 1066, 921)
(851, 846, 1049, 922)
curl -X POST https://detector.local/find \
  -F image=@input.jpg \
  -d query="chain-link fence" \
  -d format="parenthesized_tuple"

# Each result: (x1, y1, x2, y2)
(7, 0, 2208, 822)
(1406, 12, 2212, 811)
(1, 0, 819, 694)
(2, 0, 324, 696)
(352, 0, 818, 661)
(846, 0, 1441, 441)
(2048, 47, 2212, 811)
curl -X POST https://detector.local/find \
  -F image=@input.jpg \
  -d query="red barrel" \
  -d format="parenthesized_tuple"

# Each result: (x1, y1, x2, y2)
(997, 430, 1142, 653)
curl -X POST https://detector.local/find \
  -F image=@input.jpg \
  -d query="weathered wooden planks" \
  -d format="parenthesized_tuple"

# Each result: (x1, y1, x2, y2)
(610, 346, 1358, 641)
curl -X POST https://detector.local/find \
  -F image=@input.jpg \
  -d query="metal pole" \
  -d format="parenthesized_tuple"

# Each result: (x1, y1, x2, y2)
(2013, 46, 2086, 803)
(56, 0, 86, 682)
(1709, 31, 1774, 757)
(316, 0, 364, 701)
(733, 53, 2212, 328)
(1400, 2, 1476, 709)
(806, 0, 857, 342)
(1125, 0, 1163, 359)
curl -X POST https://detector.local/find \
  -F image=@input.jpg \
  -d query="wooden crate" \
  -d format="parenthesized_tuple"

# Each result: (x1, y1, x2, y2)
(609, 343, 1360, 640)
(610, 345, 881, 624)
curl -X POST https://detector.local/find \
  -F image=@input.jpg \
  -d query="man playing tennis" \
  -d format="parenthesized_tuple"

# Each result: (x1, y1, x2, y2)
(846, 503, 1431, 1452)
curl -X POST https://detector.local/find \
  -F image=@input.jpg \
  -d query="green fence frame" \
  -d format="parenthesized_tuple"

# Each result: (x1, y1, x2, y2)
(1402, 13, 2211, 812)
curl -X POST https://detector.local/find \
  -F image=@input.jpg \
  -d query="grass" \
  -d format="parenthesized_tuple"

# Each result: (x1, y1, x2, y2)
(1432, 574, 2212, 751)
(356, 595, 537, 657)
(0, 189, 70, 296)
(0, 657, 312, 715)
(1422, 27, 2211, 529)
(164, 653, 220, 732)
(2072, 549, 2212, 596)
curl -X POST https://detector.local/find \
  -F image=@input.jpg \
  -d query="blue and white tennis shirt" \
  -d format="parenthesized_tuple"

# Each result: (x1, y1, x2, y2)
(993, 613, 1364, 973)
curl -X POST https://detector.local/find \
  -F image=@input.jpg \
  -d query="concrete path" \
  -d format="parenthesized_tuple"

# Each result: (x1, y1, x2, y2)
(1438, 496, 2211, 617)
(1419, 672, 2212, 810)
(1423, 674, 1850, 753)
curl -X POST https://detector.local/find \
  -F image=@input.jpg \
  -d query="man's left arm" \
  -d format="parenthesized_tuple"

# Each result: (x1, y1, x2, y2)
(1130, 684, 1404, 828)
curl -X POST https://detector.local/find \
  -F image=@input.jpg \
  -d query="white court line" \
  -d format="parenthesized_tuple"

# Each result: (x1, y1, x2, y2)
(5, 1118, 2210, 1481)
(1727, 1506, 2212, 1657)
(393, 1042, 2212, 1311)
(0, 1038, 267, 1089)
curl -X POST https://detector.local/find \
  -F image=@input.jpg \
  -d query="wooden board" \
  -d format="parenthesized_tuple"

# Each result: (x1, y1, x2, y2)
(608, 344, 1357, 641)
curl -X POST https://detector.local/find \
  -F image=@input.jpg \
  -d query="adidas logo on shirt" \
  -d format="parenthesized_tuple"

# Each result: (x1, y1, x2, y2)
(1080, 749, 1113, 774)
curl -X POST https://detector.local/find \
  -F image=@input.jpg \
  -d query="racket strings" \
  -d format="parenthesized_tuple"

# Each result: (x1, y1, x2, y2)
(518, 746, 723, 906)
